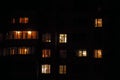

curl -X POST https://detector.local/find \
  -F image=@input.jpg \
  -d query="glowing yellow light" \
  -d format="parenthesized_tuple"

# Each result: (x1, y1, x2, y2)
(16, 31, 20, 34)
(94, 49, 102, 58)
(28, 31, 32, 34)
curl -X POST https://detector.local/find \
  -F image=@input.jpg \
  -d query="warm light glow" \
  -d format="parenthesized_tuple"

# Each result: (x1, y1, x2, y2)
(15, 31, 22, 39)
(28, 31, 32, 34)
(59, 65, 66, 74)
(94, 49, 102, 58)
(59, 34, 67, 43)
(95, 18, 102, 27)
(16, 31, 20, 34)
(19, 17, 29, 23)
(8, 31, 38, 39)
(19, 48, 29, 55)
(4, 47, 34, 56)
(42, 64, 51, 74)
(77, 50, 87, 57)
(10, 48, 15, 55)
(42, 49, 51, 58)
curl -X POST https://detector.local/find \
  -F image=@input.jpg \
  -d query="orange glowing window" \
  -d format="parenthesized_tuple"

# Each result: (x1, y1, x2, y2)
(59, 65, 66, 74)
(18, 47, 29, 55)
(42, 49, 51, 58)
(10, 48, 16, 55)
(4, 47, 34, 56)
(77, 50, 87, 57)
(7, 31, 38, 39)
(95, 18, 102, 27)
(59, 34, 67, 43)
(41, 64, 51, 74)
(15, 31, 22, 39)
(94, 49, 102, 58)
(19, 17, 29, 23)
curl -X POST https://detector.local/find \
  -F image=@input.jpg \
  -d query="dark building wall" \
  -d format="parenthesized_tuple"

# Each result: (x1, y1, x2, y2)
(0, 1, 116, 80)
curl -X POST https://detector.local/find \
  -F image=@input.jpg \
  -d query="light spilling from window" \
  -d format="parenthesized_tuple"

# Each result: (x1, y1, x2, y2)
(59, 65, 66, 74)
(3, 47, 34, 56)
(42, 49, 51, 58)
(19, 17, 29, 24)
(18, 47, 29, 55)
(77, 50, 87, 57)
(7, 31, 38, 39)
(10, 48, 15, 55)
(95, 18, 102, 27)
(59, 34, 67, 43)
(41, 64, 51, 74)
(94, 49, 102, 58)
(28, 31, 32, 34)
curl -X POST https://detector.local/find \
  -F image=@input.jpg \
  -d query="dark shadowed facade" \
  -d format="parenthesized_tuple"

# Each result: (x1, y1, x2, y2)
(0, 1, 117, 80)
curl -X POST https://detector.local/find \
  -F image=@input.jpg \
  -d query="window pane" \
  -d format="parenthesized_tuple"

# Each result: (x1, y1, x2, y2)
(59, 65, 66, 74)
(59, 34, 67, 43)
(7, 31, 38, 39)
(77, 50, 87, 57)
(19, 17, 29, 24)
(15, 31, 22, 39)
(18, 47, 29, 55)
(41, 64, 51, 74)
(95, 18, 102, 27)
(94, 49, 102, 58)
(10, 48, 16, 55)
(42, 49, 51, 58)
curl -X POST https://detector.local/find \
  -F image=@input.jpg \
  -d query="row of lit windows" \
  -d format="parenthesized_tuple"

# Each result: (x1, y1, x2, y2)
(3, 47, 34, 56)
(11, 17, 102, 27)
(42, 33, 67, 43)
(41, 64, 66, 74)
(42, 49, 102, 58)
(1, 48, 102, 58)
(6, 32, 67, 43)
(6, 31, 38, 39)
(12, 17, 29, 24)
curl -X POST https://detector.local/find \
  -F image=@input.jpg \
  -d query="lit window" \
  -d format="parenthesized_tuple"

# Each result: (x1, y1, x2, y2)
(7, 31, 38, 39)
(23, 31, 38, 39)
(59, 65, 66, 74)
(18, 47, 29, 55)
(19, 17, 29, 24)
(4, 47, 34, 56)
(77, 50, 87, 57)
(59, 50, 67, 58)
(94, 49, 102, 58)
(41, 64, 51, 74)
(59, 34, 67, 43)
(95, 18, 102, 27)
(10, 48, 16, 55)
(15, 31, 22, 39)
(42, 49, 51, 58)
(42, 33, 51, 42)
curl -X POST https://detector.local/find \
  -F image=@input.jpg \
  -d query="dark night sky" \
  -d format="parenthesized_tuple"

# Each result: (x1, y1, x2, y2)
(0, 0, 118, 14)
(0, 0, 118, 22)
